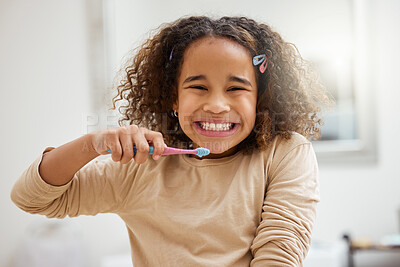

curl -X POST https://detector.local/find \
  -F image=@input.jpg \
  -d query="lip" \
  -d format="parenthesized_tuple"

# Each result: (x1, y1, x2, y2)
(193, 118, 238, 123)
(193, 121, 239, 137)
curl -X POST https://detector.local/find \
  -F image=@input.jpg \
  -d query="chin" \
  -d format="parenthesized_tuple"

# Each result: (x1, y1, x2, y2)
(198, 141, 238, 157)
(208, 148, 228, 154)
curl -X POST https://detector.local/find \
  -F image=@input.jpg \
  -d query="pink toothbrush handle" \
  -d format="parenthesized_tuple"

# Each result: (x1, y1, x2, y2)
(107, 146, 209, 157)
(161, 147, 197, 156)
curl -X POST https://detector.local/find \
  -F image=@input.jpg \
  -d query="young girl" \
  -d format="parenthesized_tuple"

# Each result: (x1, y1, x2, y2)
(12, 16, 330, 266)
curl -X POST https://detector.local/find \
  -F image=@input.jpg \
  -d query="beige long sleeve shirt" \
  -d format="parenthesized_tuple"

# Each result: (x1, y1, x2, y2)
(11, 133, 319, 266)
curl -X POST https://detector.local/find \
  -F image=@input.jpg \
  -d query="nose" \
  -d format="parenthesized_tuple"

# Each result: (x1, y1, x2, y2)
(202, 93, 230, 114)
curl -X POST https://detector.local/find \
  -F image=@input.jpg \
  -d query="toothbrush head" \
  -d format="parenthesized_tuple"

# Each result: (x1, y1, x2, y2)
(195, 147, 210, 157)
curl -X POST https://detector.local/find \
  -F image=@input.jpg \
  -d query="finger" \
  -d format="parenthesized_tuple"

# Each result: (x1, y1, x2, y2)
(118, 127, 134, 164)
(107, 130, 123, 162)
(131, 127, 150, 164)
(144, 131, 165, 160)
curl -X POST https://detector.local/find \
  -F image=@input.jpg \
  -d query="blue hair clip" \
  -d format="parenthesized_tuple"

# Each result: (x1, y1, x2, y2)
(253, 54, 268, 73)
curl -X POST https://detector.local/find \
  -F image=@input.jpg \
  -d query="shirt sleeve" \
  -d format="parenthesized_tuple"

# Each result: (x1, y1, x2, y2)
(250, 142, 320, 266)
(10, 147, 131, 218)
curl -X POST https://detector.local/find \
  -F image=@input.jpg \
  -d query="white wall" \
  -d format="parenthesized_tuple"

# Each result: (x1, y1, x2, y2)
(0, 1, 129, 266)
(315, 0, 400, 238)
(314, 1, 400, 265)
(1, 0, 399, 266)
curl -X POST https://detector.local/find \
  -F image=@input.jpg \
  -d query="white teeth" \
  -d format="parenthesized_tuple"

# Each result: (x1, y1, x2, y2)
(198, 122, 233, 131)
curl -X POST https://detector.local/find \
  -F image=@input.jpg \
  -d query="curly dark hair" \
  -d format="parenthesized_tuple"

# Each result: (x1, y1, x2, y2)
(111, 16, 332, 152)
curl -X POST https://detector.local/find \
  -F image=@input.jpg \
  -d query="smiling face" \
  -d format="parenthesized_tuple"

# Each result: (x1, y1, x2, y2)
(174, 37, 258, 158)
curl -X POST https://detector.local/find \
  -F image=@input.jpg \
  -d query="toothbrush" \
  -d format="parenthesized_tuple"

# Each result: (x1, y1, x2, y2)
(107, 146, 210, 157)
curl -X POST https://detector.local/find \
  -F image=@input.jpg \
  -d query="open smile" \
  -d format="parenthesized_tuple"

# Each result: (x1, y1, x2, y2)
(193, 121, 239, 137)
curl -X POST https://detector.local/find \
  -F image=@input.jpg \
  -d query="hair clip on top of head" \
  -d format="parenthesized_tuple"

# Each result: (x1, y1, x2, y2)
(253, 54, 268, 73)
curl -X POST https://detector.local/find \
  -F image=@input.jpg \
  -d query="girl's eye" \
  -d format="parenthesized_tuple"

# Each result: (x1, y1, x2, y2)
(228, 87, 246, 92)
(190, 86, 207, 90)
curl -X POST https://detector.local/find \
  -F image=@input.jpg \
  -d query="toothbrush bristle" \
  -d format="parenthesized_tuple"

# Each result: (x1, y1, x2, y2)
(195, 147, 210, 157)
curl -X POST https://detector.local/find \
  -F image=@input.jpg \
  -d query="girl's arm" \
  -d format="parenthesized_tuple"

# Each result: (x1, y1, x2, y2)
(38, 134, 99, 186)
(250, 138, 319, 266)
(38, 125, 166, 186)
(11, 125, 165, 217)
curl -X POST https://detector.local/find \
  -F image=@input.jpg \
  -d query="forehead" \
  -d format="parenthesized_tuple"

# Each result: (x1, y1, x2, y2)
(179, 37, 255, 82)
(184, 36, 251, 60)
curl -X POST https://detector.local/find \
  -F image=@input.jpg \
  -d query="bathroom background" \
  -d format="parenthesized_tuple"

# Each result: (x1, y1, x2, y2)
(1, 0, 400, 266)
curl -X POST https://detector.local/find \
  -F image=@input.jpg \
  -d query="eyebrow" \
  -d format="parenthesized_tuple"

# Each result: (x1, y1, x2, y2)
(182, 75, 252, 87)
(228, 76, 252, 87)
(182, 75, 206, 85)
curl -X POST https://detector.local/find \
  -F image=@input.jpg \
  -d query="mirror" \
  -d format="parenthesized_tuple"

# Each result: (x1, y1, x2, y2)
(99, 0, 376, 163)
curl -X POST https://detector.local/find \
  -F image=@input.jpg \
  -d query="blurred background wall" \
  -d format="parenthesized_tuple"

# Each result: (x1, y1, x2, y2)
(1, 0, 399, 266)
(0, 1, 130, 266)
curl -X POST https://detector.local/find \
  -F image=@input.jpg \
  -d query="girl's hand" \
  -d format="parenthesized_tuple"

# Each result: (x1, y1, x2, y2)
(89, 125, 165, 164)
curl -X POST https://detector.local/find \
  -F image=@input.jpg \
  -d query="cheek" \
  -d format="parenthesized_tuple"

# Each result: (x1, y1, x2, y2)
(178, 102, 193, 121)
(243, 113, 256, 134)
(178, 116, 192, 129)
(177, 93, 202, 117)
(240, 99, 257, 126)
(177, 103, 196, 133)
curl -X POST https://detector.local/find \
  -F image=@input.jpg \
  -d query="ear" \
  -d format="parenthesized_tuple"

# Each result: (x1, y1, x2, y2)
(172, 102, 178, 112)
